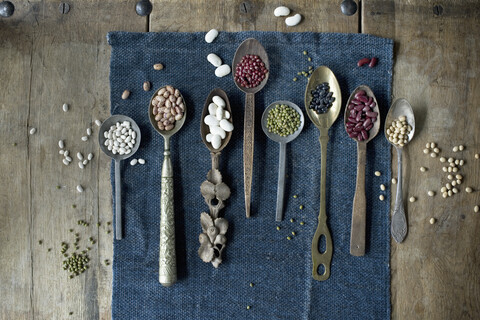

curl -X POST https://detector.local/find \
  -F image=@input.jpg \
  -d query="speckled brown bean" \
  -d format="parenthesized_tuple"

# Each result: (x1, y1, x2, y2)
(166, 86, 174, 94)
(163, 120, 171, 126)
(158, 88, 166, 95)
(169, 95, 176, 103)
(174, 89, 180, 97)
(143, 81, 151, 91)
(157, 122, 165, 130)
(162, 91, 169, 98)
(153, 106, 158, 115)
(175, 106, 181, 114)
(158, 107, 166, 114)
(164, 112, 171, 119)
(165, 124, 174, 131)
(122, 90, 130, 100)
(176, 97, 182, 105)
(152, 99, 159, 107)
(171, 107, 177, 116)
(168, 116, 174, 123)
(155, 114, 162, 121)
(165, 100, 171, 108)
(153, 63, 164, 70)
(178, 103, 184, 111)
(175, 114, 183, 121)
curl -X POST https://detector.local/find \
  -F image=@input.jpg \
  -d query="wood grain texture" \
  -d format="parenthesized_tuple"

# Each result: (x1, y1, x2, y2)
(362, 1, 480, 319)
(0, 1, 144, 319)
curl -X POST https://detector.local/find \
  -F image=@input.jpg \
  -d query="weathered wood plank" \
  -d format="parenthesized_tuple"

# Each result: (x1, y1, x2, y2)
(150, 0, 358, 32)
(0, 0, 145, 319)
(362, 1, 480, 319)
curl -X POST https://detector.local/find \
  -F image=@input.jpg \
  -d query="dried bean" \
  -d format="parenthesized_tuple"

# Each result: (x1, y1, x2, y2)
(368, 57, 378, 67)
(357, 58, 371, 67)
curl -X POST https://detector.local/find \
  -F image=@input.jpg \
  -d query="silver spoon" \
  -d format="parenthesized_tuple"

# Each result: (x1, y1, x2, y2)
(98, 115, 141, 240)
(384, 98, 415, 243)
(261, 101, 304, 221)
(148, 85, 187, 287)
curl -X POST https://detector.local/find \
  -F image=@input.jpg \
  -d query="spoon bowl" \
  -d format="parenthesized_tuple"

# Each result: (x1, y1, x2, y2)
(98, 114, 142, 241)
(232, 38, 270, 218)
(344, 85, 381, 257)
(261, 100, 304, 221)
(344, 85, 381, 144)
(304, 66, 342, 282)
(200, 88, 232, 153)
(148, 85, 187, 287)
(385, 98, 415, 243)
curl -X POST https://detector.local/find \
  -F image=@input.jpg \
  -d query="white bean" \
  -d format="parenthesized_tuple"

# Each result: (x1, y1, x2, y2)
(138, 158, 145, 164)
(474, 205, 479, 213)
(81, 136, 88, 141)
(219, 119, 234, 132)
(458, 145, 464, 151)
(211, 134, 221, 149)
(428, 191, 435, 197)
(87, 153, 93, 161)
(78, 162, 84, 169)
(465, 187, 473, 193)
(130, 159, 138, 166)
(409, 196, 416, 203)
(82, 160, 88, 165)
(64, 150, 69, 157)
(95, 119, 102, 127)
(212, 96, 225, 108)
(210, 125, 226, 139)
(379, 195, 385, 201)
(215, 107, 224, 121)
(59, 150, 64, 155)
(65, 156, 72, 162)
(224, 110, 231, 119)
(206, 133, 213, 143)
(374, 171, 381, 176)
(215, 64, 231, 77)
(62, 103, 69, 112)
(58, 140, 64, 149)
(63, 159, 69, 166)
(204, 115, 219, 126)
(205, 29, 219, 43)
(29, 128, 36, 135)
(87, 128, 92, 136)
(207, 53, 222, 67)
(380, 184, 386, 191)
(77, 152, 84, 161)
(274, 6, 290, 16)
(76, 185, 84, 193)
(429, 218, 436, 224)
(285, 14, 302, 27)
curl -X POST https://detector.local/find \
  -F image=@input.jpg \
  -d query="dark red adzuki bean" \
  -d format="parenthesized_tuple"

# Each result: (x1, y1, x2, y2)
(369, 57, 378, 68)
(357, 58, 371, 67)
(234, 54, 268, 89)
(346, 90, 377, 141)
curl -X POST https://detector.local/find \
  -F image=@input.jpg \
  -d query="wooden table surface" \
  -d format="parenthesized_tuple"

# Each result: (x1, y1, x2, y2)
(1, 0, 479, 319)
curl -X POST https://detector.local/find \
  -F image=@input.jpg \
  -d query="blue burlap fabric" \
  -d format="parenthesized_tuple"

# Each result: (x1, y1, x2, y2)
(107, 31, 393, 320)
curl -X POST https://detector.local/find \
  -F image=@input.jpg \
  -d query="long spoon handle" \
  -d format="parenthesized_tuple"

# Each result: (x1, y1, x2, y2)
(275, 142, 287, 221)
(350, 142, 367, 256)
(243, 93, 255, 218)
(311, 129, 332, 281)
(159, 139, 177, 287)
(114, 159, 122, 240)
(391, 147, 407, 243)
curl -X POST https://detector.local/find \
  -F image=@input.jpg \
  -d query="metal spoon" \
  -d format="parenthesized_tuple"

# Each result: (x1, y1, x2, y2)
(232, 38, 270, 218)
(305, 66, 342, 281)
(261, 101, 304, 222)
(384, 98, 415, 243)
(344, 85, 381, 256)
(148, 85, 187, 287)
(98, 115, 141, 240)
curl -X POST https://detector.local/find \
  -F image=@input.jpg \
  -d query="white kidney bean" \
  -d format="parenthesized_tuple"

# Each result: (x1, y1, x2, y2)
(211, 134, 221, 149)
(29, 128, 37, 135)
(428, 191, 435, 197)
(429, 218, 436, 224)
(205, 29, 219, 43)
(58, 140, 64, 148)
(224, 111, 231, 119)
(81, 136, 88, 141)
(474, 205, 479, 213)
(138, 158, 145, 164)
(130, 159, 138, 166)
(78, 162, 84, 169)
(63, 159, 69, 166)
(215, 107, 224, 121)
(285, 14, 302, 27)
(274, 6, 290, 16)
(95, 119, 102, 127)
(219, 119, 234, 132)
(82, 160, 88, 165)
(62, 103, 69, 112)
(208, 103, 217, 115)
(465, 187, 473, 193)
(204, 115, 219, 126)
(76, 185, 84, 193)
(212, 96, 225, 108)
(210, 125, 226, 139)
(206, 133, 213, 143)
(64, 150, 69, 157)
(59, 150, 64, 155)
(215, 64, 231, 77)
(207, 53, 222, 67)
(65, 156, 72, 162)
(77, 152, 84, 161)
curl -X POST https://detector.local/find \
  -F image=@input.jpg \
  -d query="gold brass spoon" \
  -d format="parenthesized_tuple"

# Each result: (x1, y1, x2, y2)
(384, 98, 415, 243)
(304, 66, 342, 281)
(232, 38, 270, 218)
(198, 88, 232, 268)
(148, 85, 187, 287)
(344, 85, 381, 256)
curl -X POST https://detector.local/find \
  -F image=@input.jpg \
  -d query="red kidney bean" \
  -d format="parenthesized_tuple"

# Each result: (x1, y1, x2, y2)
(352, 99, 362, 105)
(367, 97, 373, 105)
(350, 109, 356, 117)
(355, 112, 362, 122)
(365, 124, 373, 131)
(363, 118, 372, 128)
(357, 58, 371, 67)
(362, 106, 371, 112)
(357, 95, 368, 103)
(369, 57, 378, 68)
(369, 101, 376, 108)
(354, 90, 366, 98)
(348, 117, 357, 123)
(354, 104, 364, 111)
(345, 89, 378, 141)
(366, 111, 378, 117)
(361, 130, 368, 140)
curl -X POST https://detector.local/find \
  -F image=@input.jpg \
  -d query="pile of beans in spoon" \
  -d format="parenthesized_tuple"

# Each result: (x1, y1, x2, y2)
(345, 90, 378, 141)
(234, 54, 268, 88)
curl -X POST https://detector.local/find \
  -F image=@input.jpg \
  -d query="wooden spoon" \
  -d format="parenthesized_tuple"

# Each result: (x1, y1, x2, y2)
(344, 85, 381, 256)
(232, 38, 270, 218)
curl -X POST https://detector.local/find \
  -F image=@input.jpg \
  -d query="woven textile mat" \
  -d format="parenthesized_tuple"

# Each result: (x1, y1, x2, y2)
(107, 31, 393, 320)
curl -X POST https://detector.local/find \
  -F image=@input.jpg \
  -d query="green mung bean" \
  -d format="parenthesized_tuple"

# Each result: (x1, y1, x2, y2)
(266, 104, 301, 137)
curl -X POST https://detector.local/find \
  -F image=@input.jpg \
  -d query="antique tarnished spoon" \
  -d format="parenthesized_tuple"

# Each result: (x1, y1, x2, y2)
(198, 88, 232, 268)
(148, 85, 187, 287)
(232, 38, 269, 218)
(261, 101, 304, 221)
(305, 66, 342, 281)
(344, 85, 380, 256)
(98, 115, 141, 241)
(385, 98, 415, 243)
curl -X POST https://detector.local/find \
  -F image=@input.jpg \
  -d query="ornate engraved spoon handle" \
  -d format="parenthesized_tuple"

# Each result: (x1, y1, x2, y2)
(391, 147, 407, 243)
(350, 141, 367, 256)
(243, 92, 255, 218)
(159, 138, 177, 287)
